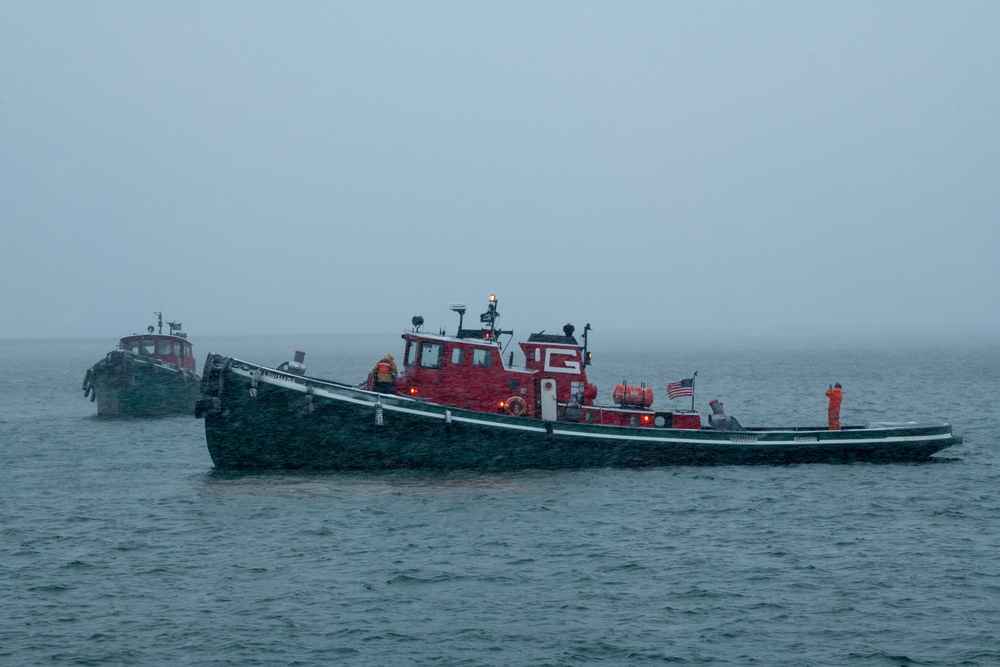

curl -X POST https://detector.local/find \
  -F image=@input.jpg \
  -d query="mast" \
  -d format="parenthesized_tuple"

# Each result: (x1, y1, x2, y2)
(691, 371, 698, 412)
(481, 293, 498, 337)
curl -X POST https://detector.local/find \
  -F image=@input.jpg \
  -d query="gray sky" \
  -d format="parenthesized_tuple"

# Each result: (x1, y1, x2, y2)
(2, 2, 998, 342)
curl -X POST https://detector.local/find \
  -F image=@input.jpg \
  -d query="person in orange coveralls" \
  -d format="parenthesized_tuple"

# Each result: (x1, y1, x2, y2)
(826, 383, 843, 430)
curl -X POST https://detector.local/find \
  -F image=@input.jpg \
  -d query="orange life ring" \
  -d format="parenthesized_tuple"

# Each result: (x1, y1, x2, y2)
(506, 396, 527, 417)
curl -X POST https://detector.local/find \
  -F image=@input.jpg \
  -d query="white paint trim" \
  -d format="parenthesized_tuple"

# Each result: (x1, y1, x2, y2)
(543, 348, 581, 374)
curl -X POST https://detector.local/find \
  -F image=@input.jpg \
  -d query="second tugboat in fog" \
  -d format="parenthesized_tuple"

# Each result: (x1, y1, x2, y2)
(82, 312, 200, 417)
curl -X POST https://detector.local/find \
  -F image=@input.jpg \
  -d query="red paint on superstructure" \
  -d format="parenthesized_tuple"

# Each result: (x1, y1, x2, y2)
(396, 332, 536, 414)
(390, 295, 698, 431)
(119, 334, 196, 373)
(670, 413, 702, 430)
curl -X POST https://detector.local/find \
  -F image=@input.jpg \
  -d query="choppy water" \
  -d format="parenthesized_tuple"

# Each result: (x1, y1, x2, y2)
(2, 334, 998, 665)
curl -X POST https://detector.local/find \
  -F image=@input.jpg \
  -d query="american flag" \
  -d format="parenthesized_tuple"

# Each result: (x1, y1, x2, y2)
(666, 377, 695, 400)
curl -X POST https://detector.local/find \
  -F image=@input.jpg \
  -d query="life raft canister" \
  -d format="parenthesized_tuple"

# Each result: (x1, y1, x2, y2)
(506, 396, 527, 417)
(612, 384, 654, 408)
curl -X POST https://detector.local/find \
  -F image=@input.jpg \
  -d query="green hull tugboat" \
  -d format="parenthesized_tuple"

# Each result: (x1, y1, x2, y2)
(83, 312, 200, 417)
(196, 295, 962, 471)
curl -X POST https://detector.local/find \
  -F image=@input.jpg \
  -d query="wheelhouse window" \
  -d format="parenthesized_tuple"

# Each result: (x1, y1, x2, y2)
(157, 339, 173, 355)
(451, 347, 465, 365)
(142, 338, 155, 355)
(405, 341, 417, 367)
(472, 348, 491, 367)
(420, 342, 442, 368)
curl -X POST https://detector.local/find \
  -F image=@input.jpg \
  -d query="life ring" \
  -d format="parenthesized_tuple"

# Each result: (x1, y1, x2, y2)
(506, 396, 527, 417)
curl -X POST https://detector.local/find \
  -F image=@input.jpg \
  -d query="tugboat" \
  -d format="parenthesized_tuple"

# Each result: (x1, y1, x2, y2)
(82, 312, 200, 417)
(196, 295, 962, 470)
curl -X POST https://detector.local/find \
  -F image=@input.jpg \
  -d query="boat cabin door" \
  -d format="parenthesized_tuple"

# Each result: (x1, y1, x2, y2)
(540, 378, 558, 421)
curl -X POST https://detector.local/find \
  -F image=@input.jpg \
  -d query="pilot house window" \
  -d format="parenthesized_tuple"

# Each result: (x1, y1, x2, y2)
(420, 342, 442, 368)
(451, 347, 465, 365)
(472, 348, 491, 367)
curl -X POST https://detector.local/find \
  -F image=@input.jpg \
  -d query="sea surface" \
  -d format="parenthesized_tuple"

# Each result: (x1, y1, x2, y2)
(2, 333, 998, 666)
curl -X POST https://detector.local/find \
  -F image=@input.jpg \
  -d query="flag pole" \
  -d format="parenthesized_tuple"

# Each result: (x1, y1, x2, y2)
(691, 371, 698, 412)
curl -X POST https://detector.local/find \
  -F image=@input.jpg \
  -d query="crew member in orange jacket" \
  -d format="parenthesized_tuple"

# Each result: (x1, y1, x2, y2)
(372, 354, 398, 394)
(825, 383, 843, 430)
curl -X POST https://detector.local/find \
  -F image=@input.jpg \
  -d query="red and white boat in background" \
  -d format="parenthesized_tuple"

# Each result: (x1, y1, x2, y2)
(83, 312, 200, 417)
